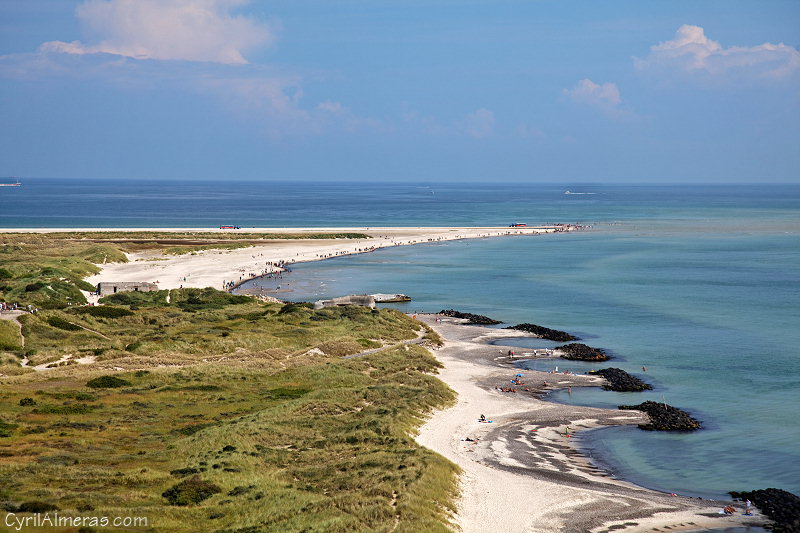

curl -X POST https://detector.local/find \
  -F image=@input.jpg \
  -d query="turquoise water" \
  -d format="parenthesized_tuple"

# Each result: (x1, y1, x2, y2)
(243, 213, 800, 499)
(3, 179, 799, 500)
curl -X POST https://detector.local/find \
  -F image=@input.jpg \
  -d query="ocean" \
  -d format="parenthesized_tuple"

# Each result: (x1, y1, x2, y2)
(3, 178, 799, 501)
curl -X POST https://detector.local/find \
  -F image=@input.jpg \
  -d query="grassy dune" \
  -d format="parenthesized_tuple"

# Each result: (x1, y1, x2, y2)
(0, 237, 460, 532)
(0, 345, 457, 532)
(0, 232, 369, 309)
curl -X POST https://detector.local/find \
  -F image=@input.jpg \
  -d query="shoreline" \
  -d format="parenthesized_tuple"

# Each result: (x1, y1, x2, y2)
(414, 315, 767, 533)
(36, 225, 583, 294)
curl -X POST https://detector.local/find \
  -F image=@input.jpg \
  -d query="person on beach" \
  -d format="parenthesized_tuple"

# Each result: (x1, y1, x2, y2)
(479, 414, 486, 422)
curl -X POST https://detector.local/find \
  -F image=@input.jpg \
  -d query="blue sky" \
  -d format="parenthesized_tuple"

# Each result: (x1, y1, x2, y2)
(1, 0, 798, 182)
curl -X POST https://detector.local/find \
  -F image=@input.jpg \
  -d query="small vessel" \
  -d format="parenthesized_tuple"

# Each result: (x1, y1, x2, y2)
(0, 178, 21, 187)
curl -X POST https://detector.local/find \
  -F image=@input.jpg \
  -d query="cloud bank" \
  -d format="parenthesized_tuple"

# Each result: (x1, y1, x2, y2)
(636, 24, 800, 79)
(39, 0, 272, 64)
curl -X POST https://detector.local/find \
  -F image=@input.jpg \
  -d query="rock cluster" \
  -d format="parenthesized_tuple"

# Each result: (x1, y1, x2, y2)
(729, 488, 800, 533)
(505, 323, 577, 341)
(438, 309, 502, 325)
(618, 401, 701, 431)
(557, 343, 608, 361)
(590, 368, 652, 391)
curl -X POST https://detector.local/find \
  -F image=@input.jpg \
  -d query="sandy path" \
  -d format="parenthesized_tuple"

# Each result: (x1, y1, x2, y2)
(415, 316, 767, 533)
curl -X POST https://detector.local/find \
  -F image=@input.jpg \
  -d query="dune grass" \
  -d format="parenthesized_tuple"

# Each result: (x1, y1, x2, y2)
(0, 234, 461, 532)
(0, 345, 458, 532)
(0, 285, 458, 531)
(0, 320, 22, 351)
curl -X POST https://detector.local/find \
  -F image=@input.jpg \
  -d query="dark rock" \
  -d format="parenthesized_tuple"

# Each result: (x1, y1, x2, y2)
(618, 401, 701, 431)
(590, 368, 652, 391)
(504, 323, 577, 341)
(439, 309, 502, 325)
(729, 488, 800, 533)
(558, 343, 608, 361)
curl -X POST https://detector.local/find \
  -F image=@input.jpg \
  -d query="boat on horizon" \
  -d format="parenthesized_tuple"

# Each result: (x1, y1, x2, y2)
(0, 178, 21, 187)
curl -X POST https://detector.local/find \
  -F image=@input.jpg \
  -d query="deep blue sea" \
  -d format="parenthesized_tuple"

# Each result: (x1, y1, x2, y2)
(3, 178, 799, 502)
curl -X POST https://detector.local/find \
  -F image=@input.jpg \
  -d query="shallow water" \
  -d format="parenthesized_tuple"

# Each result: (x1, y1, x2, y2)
(241, 201, 800, 498)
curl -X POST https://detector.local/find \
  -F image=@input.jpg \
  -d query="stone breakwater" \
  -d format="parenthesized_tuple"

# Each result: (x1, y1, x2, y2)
(618, 401, 701, 431)
(438, 309, 502, 325)
(590, 367, 652, 391)
(557, 342, 609, 361)
(729, 488, 800, 533)
(504, 323, 577, 342)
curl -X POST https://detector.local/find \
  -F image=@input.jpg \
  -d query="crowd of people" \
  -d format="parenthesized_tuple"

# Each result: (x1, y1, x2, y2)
(0, 302, 38, 313)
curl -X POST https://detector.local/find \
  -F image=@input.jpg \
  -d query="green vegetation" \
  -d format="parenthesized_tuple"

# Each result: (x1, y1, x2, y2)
(0, 234, 127, 308)
(0, 233, 459, 531)
(0, 231, 370, 309)
(99, 289, 169, 307)
(162, 476, 223, 506)
(0, 319, 22, 350)
(46, 316, 83, 331)
(85, 375, 132, 388)
(0, 340, 458, 532)
(71, 305, 134, 318)
(0, 232, 460, 531)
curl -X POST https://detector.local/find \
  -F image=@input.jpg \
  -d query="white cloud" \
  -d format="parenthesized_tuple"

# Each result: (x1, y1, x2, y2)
(563, 79, 621, 109)
(635, 24, 800, 78)
(39, 0, 272, 64)
(464, 108, 495, 138)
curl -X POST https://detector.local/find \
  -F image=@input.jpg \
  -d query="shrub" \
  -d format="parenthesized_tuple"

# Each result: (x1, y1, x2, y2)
(172, 288, 251, 312)
(19, 398, 36, 406)
(162, 476, 221, 506)
(72, 306, 134, 318)
(17, 501, 59, 513)
(0, 268, 13, 280)
(170, 467, 200, 478)
(86, 375, 131, 389)
(263, 387, 310, 400)
(99, 290, 168, 307)
(24, 282, 46, 292)
(278, 302, 313, 314)
(46, 316, 82, 331)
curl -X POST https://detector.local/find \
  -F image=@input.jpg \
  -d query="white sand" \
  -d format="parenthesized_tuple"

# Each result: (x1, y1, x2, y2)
(414, 317, 768, 533)
(52, 226, 575, 293)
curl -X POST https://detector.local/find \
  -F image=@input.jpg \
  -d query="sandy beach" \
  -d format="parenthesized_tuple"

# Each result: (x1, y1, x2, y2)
(9, 226, 577, 295)
(414, 316, 767, 533)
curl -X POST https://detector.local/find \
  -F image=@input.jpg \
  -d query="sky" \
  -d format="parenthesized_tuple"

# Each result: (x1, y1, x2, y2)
(1, 0, 799, 183)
